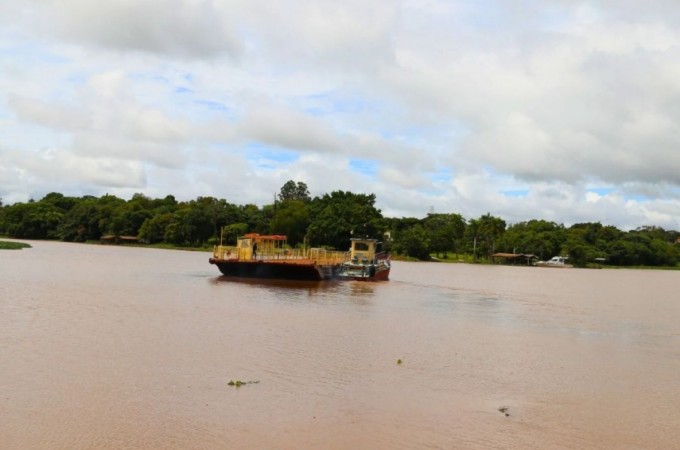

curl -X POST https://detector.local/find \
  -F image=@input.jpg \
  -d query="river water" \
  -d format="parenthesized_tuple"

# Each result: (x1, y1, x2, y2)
(1, 240, 678, 449)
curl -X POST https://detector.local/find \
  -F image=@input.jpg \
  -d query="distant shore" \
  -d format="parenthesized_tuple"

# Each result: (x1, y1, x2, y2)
(424, 253, 680, 270)
(3, 238, 678, 270)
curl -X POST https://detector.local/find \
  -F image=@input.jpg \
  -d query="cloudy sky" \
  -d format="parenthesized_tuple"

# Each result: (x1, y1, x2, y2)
(2, 0, 679, 229)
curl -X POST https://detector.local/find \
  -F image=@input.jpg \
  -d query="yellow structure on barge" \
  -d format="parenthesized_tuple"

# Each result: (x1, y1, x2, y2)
(209, 233, 349, 280)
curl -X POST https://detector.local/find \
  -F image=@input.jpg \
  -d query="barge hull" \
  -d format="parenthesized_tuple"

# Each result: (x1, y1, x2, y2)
(209, 259, 339, 281)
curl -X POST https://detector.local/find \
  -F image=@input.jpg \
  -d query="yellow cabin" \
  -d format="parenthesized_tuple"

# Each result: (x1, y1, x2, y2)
(349, 238, 379, 265)
(236, 234, 288, 259)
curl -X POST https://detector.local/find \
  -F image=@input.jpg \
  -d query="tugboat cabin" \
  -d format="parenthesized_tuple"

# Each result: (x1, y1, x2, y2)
(349, 238, 380, 264)
(337, 238, 391, 280)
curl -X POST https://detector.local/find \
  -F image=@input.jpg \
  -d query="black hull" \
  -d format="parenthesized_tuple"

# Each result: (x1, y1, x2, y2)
(210, 260, 338, 281)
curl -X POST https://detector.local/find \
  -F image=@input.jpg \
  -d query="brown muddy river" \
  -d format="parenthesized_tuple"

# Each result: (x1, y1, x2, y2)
(1, 241, 679, 449)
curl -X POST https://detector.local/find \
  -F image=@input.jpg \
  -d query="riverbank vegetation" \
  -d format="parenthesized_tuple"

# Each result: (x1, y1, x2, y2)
(1, 182, 678, 268)
(0, 240, 32, 250)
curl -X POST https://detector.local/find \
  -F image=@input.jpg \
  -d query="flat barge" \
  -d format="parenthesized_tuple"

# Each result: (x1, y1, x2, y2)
(209, 234, 348, 281)
(210, 233, 391, 281)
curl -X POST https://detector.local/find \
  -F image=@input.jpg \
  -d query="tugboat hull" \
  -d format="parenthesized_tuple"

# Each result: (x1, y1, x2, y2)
(336, 262, 391, 281)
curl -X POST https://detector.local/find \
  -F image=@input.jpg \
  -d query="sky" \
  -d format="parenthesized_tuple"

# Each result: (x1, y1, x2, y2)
(1, 0, 679, 230)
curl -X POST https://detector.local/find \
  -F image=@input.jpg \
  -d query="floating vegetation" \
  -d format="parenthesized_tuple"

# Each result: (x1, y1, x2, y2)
(498, 407, 510, 417)
(397, 358, 403, 365)
(228, 379, 260, 388)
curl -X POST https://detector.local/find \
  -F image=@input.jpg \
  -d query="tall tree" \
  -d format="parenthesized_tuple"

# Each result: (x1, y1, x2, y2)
(139, 213, 173, 244)
(58, 197, 101, 241)
(465, 213, 506, 260)
(278, 180, 311, 203)
(307, 191, 384, 250)
(499, 220, 565, 260)
(270, 200, 310, 245)
(423, 213, 466, 258)
(393, 224, 431, 259)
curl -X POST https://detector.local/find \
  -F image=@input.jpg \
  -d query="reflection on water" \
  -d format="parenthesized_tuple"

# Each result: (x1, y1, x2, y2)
(211, 275, 331, 298)
(211, 276, 377, 306)
(1, 241, 679, 449)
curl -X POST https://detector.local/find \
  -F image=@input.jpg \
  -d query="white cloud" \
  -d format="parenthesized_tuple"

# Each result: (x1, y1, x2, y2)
(1, 0, 679, 230)
(27, 0, 242, 58)
(235, 107, 342, 153)
(71, 134, 186, 169)
(0, 145, 146, 203)
(7, 94, 89, 131)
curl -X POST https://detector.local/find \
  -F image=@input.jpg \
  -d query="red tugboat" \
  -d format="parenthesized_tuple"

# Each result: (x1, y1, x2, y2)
(336, 238, 391, 281)
(209, 233, 348, 281)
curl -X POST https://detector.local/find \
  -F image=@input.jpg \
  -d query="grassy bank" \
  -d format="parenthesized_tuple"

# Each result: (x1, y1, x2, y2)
(429, 253, 486, 264)
(429, 253, 680, 270)
(144, 242, 213, 252)
(84, 240, 213, 252)
(0, 240, 32, 250)
(591, 263, 680, 271)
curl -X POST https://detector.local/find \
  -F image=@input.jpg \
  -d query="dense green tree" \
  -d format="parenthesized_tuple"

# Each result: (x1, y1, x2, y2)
(57, 197, 101, 241)
(423, 213, 466, 258)
(603, 228, 677, 266)
(499, 220, 565, 260)
(41, 192, 79, 212)
(109, 201, 152, 237)
(150, 195, 179, 214)
(563, 238, 593, 267)
(190, 196, 229, 240)
(307, 191, 384, 250)
(266, 181, 314, 245)
(220, 223, 249, 245)
(239, 204, 270, 233)
(94, 194, 127, 236)
(171, 200, 216, 246)
(139, 213, 174, 244)
(2, 201, 63, 239)
(270, 199, 310, 245)
(648, 237, 677, 266)
(606, 236, 646, 266)
(278, 180, 311, 203)
(465, 213, 506, 260)
(393, 224, 431, 259)
(162, 210, 186, 245)
(570, 222, 602, 245)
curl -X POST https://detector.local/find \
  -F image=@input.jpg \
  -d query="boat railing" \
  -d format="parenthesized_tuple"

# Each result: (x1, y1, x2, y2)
(307, 248, 350, 265)
(213, 245, 349, 264)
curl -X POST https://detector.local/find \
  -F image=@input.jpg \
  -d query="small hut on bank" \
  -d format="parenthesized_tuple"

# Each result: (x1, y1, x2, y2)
(491, 253, 536, 266)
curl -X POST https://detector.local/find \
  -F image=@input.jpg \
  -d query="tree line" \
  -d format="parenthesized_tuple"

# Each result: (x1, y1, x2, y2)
(1, 181, 679, 267)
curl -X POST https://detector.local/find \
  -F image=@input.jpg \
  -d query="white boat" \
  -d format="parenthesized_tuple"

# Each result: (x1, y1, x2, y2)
(535, 256, 573, 268)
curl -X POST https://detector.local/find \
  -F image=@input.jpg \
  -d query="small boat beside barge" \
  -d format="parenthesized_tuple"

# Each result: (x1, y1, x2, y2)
(336, 238, 391, 281)
(209, 234, 390, 281)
